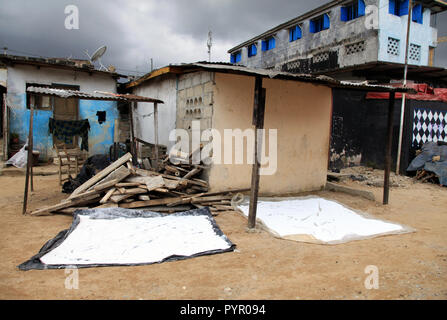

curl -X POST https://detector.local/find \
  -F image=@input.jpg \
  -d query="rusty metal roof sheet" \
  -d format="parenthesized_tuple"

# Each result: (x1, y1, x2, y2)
(0, 54, 126, 78)
(127, 62, 415, 93)
(26, 87, 164, 103)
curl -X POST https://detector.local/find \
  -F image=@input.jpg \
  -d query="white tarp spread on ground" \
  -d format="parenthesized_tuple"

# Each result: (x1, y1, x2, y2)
(39, 211, 232, 266)
(238, 197, 412, 244)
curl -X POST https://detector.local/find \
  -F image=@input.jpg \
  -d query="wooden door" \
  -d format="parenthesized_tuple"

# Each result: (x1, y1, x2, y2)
(53, 97, 79, 148)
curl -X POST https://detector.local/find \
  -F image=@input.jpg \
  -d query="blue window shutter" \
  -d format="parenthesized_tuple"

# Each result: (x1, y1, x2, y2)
(269, 37, 275, 50)
(230, 54, 235, 63)
(310, 20, 315, 33)
(261, 40, 266, 51)
(323, 14, 330, 30)
(389, 0, 396, 14)
(399, 0, 409, 16)
(341, 6, 348, 21)
(296, 26, 302, 39)
(358, 0, 366, 16)
(252, 44, 257, 56)
(233, 52, 240, 63)
(412, 4, 423, 24)
(289, 29, 294, 42)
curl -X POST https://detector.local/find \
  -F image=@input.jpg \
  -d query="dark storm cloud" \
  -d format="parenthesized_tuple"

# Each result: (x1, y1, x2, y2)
(0, 0, 445, 77)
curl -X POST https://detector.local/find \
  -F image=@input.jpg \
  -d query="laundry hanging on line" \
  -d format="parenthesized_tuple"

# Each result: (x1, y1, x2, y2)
(48, 118, 90, 151)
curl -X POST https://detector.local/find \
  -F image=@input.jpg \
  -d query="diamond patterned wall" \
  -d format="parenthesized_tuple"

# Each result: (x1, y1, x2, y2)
(412, 108, 447, 147)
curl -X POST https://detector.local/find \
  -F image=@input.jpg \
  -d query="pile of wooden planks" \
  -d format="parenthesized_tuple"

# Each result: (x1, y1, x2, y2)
(30, 153, 248, 216)
(414, 169, 440, 184)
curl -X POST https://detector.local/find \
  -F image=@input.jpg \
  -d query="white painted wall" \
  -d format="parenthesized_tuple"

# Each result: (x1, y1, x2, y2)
(0, 68, 6, 87)
(378, 0, 437, 66)
(132, 74, 178, 150)
(6, 65, 116, 108)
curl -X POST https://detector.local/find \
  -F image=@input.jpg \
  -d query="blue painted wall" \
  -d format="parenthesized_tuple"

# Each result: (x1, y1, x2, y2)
(8, 93, 118, 160)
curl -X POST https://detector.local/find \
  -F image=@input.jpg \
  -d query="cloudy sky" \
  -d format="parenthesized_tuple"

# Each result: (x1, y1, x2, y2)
(0, 0, 445, 77)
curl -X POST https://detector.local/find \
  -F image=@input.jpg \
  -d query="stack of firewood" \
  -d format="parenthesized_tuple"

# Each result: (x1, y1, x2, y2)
(30, 153, 248, 216)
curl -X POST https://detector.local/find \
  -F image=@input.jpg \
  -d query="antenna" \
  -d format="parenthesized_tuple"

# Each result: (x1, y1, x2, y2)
(207, 30, 212, 62)
(84, 45, 107, 71)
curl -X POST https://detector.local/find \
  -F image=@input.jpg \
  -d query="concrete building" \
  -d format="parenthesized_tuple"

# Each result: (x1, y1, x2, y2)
(0, 54, 123, 161)
(228, 0, 446, 78)
(126, 62, 408, 194)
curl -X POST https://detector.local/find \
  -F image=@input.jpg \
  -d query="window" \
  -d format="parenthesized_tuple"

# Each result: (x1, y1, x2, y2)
(230, 51, 241, 63)
(389, 0, 409, 17)
(341, 0, 366, 22)
(346, 41, 365, 55)
(310, 14, 330, 33)
(387, 37, 400, 56)
(248, 43, 257, 57)
(412, 4, 423, 24)
(261, 37, 276, 51)
(26, 83, 79, 110)
(26, 83, 52, 110)
(409, 43, 421, 62)
(289, 25, 302, 42)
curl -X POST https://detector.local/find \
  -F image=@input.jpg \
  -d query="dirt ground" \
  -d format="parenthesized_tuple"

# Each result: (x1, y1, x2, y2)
(0, 168, 446, 300)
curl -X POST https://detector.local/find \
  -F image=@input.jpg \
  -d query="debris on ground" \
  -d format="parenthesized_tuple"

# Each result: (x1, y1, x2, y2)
(329, 166, 414, 188)
(407, 142, 447, 186)
(30, 152, 248, 216)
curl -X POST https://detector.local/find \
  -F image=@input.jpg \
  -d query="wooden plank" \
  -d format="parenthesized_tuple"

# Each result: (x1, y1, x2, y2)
(30, 195, 100, 216)
(115, 182, 141, 188)
(190, 195, 233, 204)
(70, 153, 132, 198)
(145, 175, 165, 191)
(94, 203, 119, 209)
(93, 179, 119, 192)
(117, 187, 127, 194)
(182, 167, 201, 180)
(135, 168, 207, 188)
(57, 207, 89, 214)
(163, 179, 180, 190)
(100, 187, 116, 204)
(124, 187, 148, 195)
(110, 194, 133, 203)
(69, 189, 100, 201)
(119, 197, 184, 209)
(89, 165, 131, 190)
(212, 205, 234, 211)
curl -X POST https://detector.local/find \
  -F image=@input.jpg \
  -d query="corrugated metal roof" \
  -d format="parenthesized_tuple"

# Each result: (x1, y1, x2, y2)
(0, 54, 126, 78)
(126, 62, 416, 93)
(26, 87, 164, 103)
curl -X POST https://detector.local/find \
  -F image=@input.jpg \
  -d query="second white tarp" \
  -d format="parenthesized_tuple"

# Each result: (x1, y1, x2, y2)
(238, 197, 412, 244)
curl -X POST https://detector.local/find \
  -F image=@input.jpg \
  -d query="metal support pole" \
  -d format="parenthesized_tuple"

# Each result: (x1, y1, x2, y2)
(384, 92, 396, 205)
(248, 77, 266, 229)
(396, 0, 413, 175)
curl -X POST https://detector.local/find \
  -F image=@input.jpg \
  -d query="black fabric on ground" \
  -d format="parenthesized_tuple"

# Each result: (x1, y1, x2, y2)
(62, 154, 111, 193)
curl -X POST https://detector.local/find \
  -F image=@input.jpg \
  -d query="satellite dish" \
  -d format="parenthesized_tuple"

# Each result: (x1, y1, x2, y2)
(84, 45, 107, 71)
